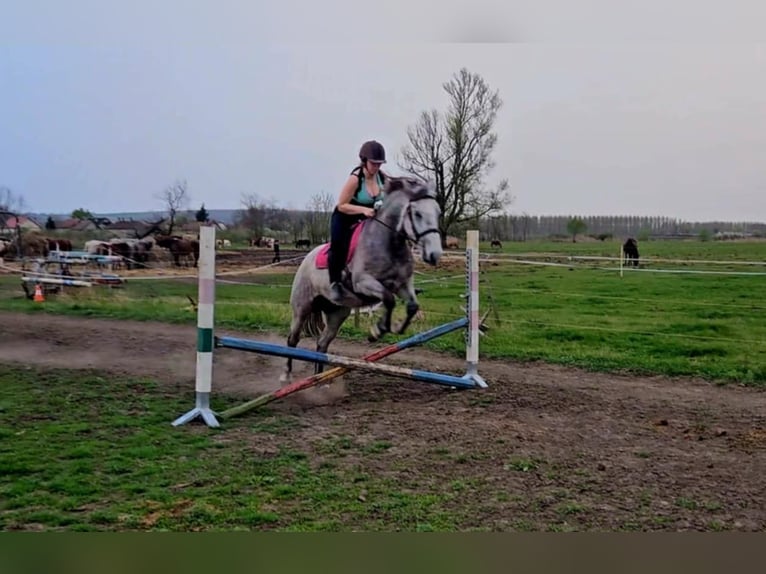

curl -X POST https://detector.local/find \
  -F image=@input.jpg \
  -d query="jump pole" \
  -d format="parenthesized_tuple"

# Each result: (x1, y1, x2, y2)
(217, 319, 477, 390)
(217, 316, 470, 420)
(172, 224, 219, 428)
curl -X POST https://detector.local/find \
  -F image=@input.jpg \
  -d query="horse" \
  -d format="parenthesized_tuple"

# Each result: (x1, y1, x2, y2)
(281, 176, 443, 383)
(156, 235, 199, 267)
(445, 236, 460, 249)
(45, 238, 73, 252)
(490, 239, 502, 249)
(623, 237, 639, 267)
(295, 238, 311, 249)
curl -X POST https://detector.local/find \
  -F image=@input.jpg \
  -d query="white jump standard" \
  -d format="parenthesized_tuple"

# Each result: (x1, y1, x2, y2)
(172, 226, 488, 428)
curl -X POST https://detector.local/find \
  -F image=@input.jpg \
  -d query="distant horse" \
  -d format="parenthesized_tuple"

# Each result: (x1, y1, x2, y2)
(295, 238, 311, 249)
(282, 176, 443, 382)
(156, 235, 199, 267)
(490, 239, 502, 249)
(46, 238, 73, 252)
(623, 238, 639, 267)
(92, 238, 154, 270)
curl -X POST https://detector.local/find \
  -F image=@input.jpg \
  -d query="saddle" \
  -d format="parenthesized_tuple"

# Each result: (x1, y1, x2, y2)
(314, 220, 367, 270)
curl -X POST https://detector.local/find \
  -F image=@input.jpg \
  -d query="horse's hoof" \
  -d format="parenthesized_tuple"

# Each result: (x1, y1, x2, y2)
(279, 372, 292, 386)
(393, 321, 408, 335)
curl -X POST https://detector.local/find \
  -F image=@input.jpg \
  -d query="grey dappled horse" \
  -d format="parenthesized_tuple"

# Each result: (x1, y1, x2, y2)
(281, 176, 443, 383)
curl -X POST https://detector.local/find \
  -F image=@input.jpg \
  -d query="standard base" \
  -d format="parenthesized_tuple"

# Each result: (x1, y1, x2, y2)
(462, 373, 488, 389)
(172, 392, 220, 428)
(463, 363, 488, 389)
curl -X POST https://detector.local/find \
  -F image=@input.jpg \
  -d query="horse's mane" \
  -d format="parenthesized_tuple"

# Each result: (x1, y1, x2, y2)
(383, 176, 436, 201)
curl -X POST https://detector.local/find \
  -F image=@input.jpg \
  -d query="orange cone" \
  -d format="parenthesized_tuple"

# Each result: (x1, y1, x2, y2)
(33, 283, 45, 302)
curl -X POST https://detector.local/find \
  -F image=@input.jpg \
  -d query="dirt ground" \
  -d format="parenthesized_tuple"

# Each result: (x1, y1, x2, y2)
(1, 310, 765, 531)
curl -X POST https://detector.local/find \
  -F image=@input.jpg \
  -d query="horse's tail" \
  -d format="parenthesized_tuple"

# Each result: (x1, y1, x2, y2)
(302, 308, 325, 338)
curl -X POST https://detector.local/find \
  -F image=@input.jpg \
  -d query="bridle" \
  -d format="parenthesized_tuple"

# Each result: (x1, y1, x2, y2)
(368, 194, 440, 245)
(404, 197, 441, 243)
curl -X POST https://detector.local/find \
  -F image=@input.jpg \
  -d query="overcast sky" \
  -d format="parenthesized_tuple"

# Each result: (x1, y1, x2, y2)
(2, 2, 765, 222)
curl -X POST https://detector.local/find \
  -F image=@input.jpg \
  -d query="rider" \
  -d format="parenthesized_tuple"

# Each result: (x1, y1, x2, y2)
(327, 139, 387, 303)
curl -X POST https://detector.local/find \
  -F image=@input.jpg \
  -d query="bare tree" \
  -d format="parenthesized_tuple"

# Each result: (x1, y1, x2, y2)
(305, 191, 334, 244)
(0, 186, 26, 213)
(400, 68, 512, 242)
(289, 212, 307, 243)
(264, 201, 292, 235)
(156, 179, 190, 235)
(238, 193, 268, 239)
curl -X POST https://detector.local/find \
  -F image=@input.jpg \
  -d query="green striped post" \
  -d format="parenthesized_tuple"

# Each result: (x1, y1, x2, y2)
(463, 230, 487, 388)
(172, 224, 220, 428)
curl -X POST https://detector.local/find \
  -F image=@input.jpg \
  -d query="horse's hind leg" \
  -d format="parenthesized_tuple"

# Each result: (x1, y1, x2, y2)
(314, 306, 352, 375)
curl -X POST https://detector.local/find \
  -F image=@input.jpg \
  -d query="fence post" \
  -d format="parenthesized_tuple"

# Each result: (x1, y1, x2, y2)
(620, 243, 624, 278)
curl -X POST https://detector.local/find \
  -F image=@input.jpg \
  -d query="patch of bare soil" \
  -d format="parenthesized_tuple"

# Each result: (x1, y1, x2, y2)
(1, 311, 765, 531)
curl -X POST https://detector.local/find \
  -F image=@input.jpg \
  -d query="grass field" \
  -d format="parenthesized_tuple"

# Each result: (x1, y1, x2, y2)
(2, 238, 766, 533)
(1, 238, 765, 385)
(0, 366, 467, 532)
(3, 360, 761, 533)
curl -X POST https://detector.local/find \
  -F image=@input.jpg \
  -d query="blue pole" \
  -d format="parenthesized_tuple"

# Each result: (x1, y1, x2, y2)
(390, 317, 468, 351)
(216, 318, 477, 389)
(218, 317, 471, 420)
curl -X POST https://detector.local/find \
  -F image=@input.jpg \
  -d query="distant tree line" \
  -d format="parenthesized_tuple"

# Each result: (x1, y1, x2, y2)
(478, 214, 766, 242)
(205, 209, 766, 244)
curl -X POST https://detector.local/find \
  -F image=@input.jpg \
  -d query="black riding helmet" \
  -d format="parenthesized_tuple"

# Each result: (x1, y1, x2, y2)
(359, 140, 386, 164)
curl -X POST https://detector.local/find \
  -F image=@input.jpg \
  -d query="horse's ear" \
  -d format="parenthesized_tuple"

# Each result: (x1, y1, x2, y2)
(385, 177, 406, 193)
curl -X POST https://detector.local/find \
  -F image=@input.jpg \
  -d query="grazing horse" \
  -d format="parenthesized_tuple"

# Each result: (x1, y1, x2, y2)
(282, 176, 443, 382)
(295, 238, 311, 249)
(156, 235, 200, 267)
(490, 239, 502, 249)
(623, 237, 639, 267)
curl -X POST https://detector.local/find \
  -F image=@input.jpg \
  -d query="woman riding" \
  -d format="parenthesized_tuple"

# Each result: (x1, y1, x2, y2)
(327, 139, 388, 303)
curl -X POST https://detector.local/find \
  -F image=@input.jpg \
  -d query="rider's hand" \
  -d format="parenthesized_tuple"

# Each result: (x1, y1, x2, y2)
(365, 207, 376, 218)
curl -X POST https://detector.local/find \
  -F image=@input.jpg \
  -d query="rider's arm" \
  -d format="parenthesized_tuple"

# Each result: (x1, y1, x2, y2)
(336, 176, 374, 217)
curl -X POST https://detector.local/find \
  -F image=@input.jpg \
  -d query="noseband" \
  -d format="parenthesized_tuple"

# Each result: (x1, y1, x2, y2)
(405, 196, 441, 243)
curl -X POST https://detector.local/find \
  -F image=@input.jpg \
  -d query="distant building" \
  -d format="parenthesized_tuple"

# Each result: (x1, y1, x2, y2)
(54, 218, 102, 232)
(0, 214, 43, 234)
(104, 218, 157, 238)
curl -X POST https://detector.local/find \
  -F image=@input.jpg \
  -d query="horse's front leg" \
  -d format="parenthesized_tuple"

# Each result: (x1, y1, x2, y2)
(353, 274, 395, 342)
(393, 277, 419, 335)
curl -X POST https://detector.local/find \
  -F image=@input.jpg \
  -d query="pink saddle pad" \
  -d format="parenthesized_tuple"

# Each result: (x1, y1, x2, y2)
(315, 220, 367, 269)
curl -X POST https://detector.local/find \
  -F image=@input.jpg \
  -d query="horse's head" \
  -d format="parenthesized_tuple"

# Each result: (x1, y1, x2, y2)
(382, 176, 443, 266)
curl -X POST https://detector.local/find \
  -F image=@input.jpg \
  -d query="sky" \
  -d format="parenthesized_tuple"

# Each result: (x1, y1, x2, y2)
(1, 2, 765, 222)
